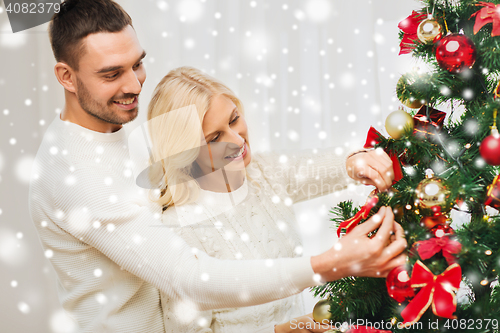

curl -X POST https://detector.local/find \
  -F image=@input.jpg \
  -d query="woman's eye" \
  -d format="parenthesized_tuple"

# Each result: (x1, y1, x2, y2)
(134, 61, 143, 69)
(210, 134, 220, 143)
(230, 116, 240, 124)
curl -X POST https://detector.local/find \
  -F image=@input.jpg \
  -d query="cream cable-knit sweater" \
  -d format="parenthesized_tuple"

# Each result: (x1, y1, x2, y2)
(28, 116, 325, 333)
(161, 148, 353, 332)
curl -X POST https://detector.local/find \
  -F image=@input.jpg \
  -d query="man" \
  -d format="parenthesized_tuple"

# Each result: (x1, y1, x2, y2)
(28, 0, 407, 332)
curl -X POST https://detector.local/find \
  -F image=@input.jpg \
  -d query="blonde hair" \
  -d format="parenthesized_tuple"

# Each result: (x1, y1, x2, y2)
(147, 66, 247, 210)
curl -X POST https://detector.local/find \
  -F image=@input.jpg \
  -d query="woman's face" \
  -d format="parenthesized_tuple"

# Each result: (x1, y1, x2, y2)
(195, 94, 251, 175)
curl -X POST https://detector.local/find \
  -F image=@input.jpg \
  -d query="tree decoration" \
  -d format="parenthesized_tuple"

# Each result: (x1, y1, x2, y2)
(385, 110, 415, 139)
(417, 17, 443, 43)
(414, 236, 462, 264)
(413, 105, 446, 139)
(421, 214, 448, 229)
(480, 110, 500, 165)
(398, 11, 428, 54)
(396, 76, 424, 109)
(471, 2, 500, 37)
(485, 174, 500, 209)
(386, 265, 415, 303)
(435, 34, 477, 73)
(415, 170, 452, 216)
(312, 299, 332, 323)
(401, 261, 462, 326)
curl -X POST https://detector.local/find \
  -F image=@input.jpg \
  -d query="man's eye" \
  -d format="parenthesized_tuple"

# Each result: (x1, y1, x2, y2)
(105, 73, 119, 79)
(230, 116, 240, 124)
(134, 61, 143, 69)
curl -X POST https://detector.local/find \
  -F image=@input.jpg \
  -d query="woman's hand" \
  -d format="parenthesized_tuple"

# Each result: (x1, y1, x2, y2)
(346, 148, 394, 192)
(274, 313, 337, 333)
(311, 207, 407, 281)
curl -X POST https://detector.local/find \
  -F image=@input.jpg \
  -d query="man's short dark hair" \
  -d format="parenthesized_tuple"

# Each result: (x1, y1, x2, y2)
(49, 0, 133, 70)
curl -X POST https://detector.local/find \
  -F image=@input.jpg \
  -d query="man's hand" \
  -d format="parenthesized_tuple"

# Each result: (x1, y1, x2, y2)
(274, 313, 337, 333)
(311, 207, 407, 281)
(346, 148, 394, 192)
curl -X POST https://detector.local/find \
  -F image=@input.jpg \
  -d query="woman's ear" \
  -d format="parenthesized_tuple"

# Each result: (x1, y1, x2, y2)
(54, 62, 77, 93)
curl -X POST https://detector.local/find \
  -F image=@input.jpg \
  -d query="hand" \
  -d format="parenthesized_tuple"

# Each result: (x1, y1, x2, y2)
(274, 313, 336, 333)
(346, 148, 394, 192)
(311, 207, 407, 281)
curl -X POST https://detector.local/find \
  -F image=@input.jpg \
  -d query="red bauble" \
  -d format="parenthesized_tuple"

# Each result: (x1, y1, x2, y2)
(421, 214, 448, 229)
(435, 34, 476, 73)
(386, 266, 415, 303)
(431, 224, 454, 238)
(480, 133, 500, 165)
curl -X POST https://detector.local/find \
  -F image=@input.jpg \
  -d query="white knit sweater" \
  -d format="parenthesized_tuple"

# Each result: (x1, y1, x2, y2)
(28, 116, 326, 333)
(161, 148, 353, 332)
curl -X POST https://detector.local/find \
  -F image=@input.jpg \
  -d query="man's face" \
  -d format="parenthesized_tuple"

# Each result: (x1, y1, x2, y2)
(73, 25, 146, 125)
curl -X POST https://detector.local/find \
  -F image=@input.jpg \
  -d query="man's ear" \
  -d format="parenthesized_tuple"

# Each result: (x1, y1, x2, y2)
(54, 62, 77, 93)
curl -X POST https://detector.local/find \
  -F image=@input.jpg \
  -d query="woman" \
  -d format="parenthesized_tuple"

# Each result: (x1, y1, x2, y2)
(146, 67, 395, 332)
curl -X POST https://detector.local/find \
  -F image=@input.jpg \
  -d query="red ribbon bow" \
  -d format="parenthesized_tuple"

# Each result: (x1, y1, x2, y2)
(363, 127, 404, 183)
(401, 261, 462, 326)
(398, 11, 427, 55)
(414, 236, 462, 265)
(471, 2, 500, 37)
(337, 196, 379, 237)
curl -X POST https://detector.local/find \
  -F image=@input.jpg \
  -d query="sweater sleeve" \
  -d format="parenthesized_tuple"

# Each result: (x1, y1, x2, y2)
(51, 162, 320, 311)
(250, 147, 355, 204)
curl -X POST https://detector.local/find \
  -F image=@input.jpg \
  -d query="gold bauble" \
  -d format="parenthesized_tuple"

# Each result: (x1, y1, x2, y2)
(385, 110, 414, 139)
(396, 76, 424, 109)
(312, 299, 332, 324)
(417, 18, 443, 44)
(415, 173, 452, 216)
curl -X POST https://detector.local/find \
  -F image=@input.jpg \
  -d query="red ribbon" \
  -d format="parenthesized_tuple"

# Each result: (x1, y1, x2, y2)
(398, 11, 427, 55)
(414, 236, 462, 265)
(401, 261, 461, 326)
(337, 196, 379, 237)
(471, 2, 500, 37)
(363, 127, 404, 183)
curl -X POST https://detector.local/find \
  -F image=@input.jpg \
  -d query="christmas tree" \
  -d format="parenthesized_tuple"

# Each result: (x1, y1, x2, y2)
(311, 1, 500, 332)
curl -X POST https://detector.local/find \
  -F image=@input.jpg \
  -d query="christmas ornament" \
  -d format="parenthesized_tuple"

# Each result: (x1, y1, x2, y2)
(417, 18, 443, 43)
(435, 34, 477, 73)
(337, 196, 379, 237)
(398, 11, 427, 54)
(415, 170, 452, 216)
(363, 127, 404, 183)
(471, 2, 500, 37)
(401, 261, 461, 326)
(480, 129, 500, 165)
(413, 105, 447, 139)
(312, 299, 332, 323)
(414, 236, 462, 265)
(386, 265, 415, 303)
(485, 175, 500, 209)
(421, 215, 448, 229)
(396, 76, 424, 109)
(431, 224, 455, 237)
(385, 110, 414, 139)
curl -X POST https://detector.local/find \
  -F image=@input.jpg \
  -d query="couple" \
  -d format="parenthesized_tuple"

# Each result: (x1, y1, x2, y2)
(28, 0, 407, 332)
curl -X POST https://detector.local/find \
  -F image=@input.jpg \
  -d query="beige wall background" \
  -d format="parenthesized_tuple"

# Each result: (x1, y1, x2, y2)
(0, 0, 421, 331)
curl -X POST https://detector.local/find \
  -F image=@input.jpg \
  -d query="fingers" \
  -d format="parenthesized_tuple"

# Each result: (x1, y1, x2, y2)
(353, 207, 387, 235)
(380, 252, 408, 277)
(384, 233, 408, 259)
(370, 207, 395, 244)
(352, 151, 394, 191)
